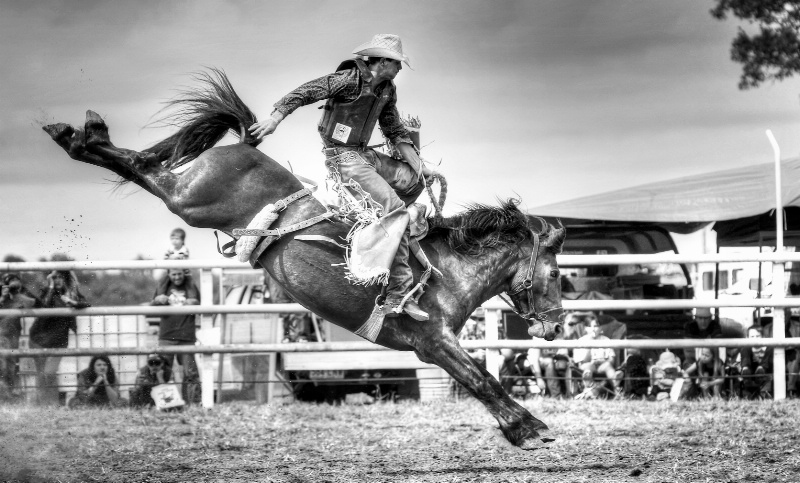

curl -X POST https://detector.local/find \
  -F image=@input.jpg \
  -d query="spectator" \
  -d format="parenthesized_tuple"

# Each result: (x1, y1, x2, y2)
(528, 332, 572, 398)
(165, 227, 190, 260)
(69, 355, 124, 408)
(615, 348, 650, 399)
(155, 227, 192, 287)
(574, 317, 620, 397)
(740, 326, 773, 399)
(29, 270, 90, 405)
(650, 350, 683, 401)
(267, 274, 316, 343)
(682, 307, 722, 370)
(685, 347, 725, 398)
(0, 273, 38, 400)
(129, 354, 173, 408)
(152, 268, 201, 405)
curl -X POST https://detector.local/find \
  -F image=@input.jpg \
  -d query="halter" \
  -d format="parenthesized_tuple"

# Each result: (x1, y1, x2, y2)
(498, 232, 560, 334)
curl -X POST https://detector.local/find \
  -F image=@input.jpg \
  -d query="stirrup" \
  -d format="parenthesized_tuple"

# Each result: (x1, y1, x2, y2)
(385, 298, 429, 321)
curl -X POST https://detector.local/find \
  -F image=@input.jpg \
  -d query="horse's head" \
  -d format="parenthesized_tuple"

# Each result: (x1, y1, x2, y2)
(504, 218, 566, 341)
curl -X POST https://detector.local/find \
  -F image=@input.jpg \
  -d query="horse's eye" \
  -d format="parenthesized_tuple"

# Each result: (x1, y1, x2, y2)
(550, 269, 559, 278)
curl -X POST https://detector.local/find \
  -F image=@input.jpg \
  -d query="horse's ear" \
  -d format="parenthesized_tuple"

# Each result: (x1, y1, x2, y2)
(544, 221, 566, 252)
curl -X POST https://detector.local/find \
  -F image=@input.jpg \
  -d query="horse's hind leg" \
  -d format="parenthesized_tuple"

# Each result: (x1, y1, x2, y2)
(80, 110, 181, 200)
(44, 111, 180, 203)
(416, 332, 553, 449)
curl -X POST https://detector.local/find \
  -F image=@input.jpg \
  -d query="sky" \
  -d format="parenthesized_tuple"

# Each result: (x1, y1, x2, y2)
(2, 0, 800, 262)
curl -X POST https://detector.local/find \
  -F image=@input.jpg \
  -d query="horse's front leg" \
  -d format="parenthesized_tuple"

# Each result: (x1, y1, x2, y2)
(415, 331, 553, 449)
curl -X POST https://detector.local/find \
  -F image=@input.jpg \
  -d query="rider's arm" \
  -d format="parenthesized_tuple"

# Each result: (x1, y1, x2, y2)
(250, 70, 358, 140)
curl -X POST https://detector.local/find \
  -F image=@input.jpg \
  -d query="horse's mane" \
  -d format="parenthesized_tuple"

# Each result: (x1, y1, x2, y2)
(427, 199, 564, 256)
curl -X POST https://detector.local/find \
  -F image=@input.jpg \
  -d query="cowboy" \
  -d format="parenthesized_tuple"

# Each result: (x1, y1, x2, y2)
(250, 34, 433, 321)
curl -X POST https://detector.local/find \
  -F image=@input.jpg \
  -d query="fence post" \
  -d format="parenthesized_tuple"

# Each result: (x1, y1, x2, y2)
(199, 269, 215, 408)
(485, 308, 500, 381)
(768, 130, 786, 401)
(773, 262, 787, 400)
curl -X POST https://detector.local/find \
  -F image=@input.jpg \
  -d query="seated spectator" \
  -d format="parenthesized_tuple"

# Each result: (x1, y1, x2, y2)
(70, 355, 125, 408)
(615, 348, 649, 398)
(500, 350, 540, 399)
(649, 350, 682, 401)
(528, 333, 573, 398)
(740, 326, 772, 399)
(682, 307, 722, 369)
(130, 354, 173, 408)
(574, 317, 620, 397)
(685, 347, 725, 398)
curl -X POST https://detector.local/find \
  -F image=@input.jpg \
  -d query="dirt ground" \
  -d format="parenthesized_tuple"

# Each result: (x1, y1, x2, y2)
(1, 397, 799, 483)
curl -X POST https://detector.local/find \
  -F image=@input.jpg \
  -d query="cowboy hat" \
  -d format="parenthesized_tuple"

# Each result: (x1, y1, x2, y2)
(352, 34, 412, 69)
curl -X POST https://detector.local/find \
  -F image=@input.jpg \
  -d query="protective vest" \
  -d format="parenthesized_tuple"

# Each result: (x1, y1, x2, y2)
(318, 59, 393, 148)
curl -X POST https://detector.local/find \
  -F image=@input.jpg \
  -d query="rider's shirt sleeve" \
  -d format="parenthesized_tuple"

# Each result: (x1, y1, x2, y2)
(273, 69, 360, 116)
(378, 88, 414, 148)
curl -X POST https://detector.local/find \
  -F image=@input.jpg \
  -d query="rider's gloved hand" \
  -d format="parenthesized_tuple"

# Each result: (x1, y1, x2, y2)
(394, 142, 424, 183)
(249, 111, 285, 140)
(421, 163, 436, 185)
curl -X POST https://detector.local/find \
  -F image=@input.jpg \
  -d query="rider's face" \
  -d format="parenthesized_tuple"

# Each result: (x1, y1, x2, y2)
(375, 59, 402, 81)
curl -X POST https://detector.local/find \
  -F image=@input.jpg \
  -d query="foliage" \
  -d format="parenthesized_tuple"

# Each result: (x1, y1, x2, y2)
(3, 252, 158, 306)
(711, 0, 800, 89)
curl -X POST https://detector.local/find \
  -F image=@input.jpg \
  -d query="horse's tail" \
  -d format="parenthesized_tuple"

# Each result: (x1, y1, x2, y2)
(145, 68, 262, 171)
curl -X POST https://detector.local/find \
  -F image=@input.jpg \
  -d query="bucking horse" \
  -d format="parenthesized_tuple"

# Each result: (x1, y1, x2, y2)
(42, 70, 565, 449)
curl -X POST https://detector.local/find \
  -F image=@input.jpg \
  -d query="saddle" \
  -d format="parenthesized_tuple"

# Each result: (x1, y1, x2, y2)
(217, 172, 443, 342)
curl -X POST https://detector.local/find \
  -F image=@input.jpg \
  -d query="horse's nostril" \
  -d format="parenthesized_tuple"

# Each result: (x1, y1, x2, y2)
(554, 323, 563, 335)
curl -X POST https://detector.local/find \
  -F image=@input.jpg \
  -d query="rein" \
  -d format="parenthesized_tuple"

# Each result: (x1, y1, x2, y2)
(497, 232, 559, 334)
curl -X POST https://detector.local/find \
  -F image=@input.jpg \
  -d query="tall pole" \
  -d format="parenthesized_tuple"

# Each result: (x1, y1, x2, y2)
(767, 130, 786, 400)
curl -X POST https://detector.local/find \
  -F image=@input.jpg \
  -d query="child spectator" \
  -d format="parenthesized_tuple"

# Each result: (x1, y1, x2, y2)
(155, 227, 192, 286)
(70, 355, 125, 408)
(130, 354, 173, 408)
(164, 228, 190, 260)
(650, 350, 682, 401)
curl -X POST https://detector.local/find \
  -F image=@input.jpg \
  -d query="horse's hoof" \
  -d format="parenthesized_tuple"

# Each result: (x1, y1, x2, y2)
(42, 123, 74, 140)
(84, 110, 110, 146)
(518, 432, 555, 451)
(531, 419, 549, 432)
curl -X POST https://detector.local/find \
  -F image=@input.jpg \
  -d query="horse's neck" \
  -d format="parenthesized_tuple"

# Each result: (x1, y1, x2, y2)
(437, 241, 519, 311)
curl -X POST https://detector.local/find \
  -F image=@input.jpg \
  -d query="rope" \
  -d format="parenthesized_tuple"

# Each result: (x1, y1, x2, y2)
(425, 172, 447, 222)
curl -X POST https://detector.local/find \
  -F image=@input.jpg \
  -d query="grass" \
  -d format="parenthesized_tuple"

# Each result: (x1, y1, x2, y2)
(1, 398, 800, 482)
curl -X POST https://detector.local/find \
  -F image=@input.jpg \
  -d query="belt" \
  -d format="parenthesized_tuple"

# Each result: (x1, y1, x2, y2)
(322, 146, 362, 156)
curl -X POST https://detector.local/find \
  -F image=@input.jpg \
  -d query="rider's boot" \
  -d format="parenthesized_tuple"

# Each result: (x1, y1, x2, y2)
(384, 228, 429, 321)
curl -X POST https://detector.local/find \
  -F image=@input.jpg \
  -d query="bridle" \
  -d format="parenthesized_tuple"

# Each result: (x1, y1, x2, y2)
(498, 231, 561, 334)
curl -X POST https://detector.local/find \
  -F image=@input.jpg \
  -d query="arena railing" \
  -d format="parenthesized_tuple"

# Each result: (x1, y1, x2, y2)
(3, 254, 800, 405)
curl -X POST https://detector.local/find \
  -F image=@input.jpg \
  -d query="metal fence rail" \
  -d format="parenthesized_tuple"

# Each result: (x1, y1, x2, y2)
(4, 337, 800, 358)
(3, 257, 798, 405)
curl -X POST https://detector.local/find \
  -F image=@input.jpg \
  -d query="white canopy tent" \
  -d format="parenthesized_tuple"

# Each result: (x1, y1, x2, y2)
(530, 157, 800, 224)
